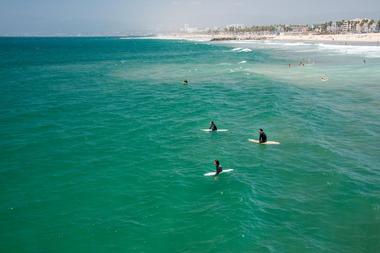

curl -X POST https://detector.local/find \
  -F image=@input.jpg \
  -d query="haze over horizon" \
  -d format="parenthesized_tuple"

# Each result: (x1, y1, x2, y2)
(1, 0, 379, 35)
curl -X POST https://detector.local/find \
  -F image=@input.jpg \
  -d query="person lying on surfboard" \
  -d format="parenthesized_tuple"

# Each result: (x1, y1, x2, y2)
(214, 160, 223, 175)
(209, 121, 217, 131)
(259, 129, 267, 143)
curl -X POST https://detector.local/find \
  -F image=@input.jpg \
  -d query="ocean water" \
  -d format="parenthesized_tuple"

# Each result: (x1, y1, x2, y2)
(1, 37, 380, 253)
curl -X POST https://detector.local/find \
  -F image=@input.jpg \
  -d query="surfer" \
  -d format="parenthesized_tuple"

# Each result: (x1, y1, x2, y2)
(214, 160, 222, 176)
(183, 80, 189, 85)
(259, 129, 267, 143)
(209, 121, 217, 131)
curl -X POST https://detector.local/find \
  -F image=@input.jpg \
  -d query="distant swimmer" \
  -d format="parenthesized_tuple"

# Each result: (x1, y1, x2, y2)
(363, 59, 366, 64)
(321, 76, 329, 82)
(183, 80, 189, 85)
(209, 121, 218, 131)
(259, 128, 267, 143)
(214, 160, 223, 176)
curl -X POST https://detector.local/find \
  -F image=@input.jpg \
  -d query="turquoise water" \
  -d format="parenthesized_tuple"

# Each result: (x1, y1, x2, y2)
(1, 37, 380, 253)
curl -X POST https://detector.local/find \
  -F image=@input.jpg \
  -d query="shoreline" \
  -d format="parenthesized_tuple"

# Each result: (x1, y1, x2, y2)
(155, 33, 380, 46)
(271, 33, 380, 45)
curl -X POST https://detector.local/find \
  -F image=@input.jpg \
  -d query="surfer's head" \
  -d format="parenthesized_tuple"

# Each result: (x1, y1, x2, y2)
(259, 128, 264, 132)
(214, 160, 220, 166)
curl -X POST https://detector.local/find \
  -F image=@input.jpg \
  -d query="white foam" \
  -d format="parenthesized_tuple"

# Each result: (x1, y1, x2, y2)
(239, 61, 247, 64)
(263, 41, 309, 47)
(231, 47, 252, 53)
(316, 44, 380, 58)
(120, 37, 154, 40)
(226, 40, 380, 58)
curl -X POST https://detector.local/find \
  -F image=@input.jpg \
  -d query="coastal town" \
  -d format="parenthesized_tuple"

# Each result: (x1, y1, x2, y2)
(171, 18, 380, 43)
(181, 18, 380, 35)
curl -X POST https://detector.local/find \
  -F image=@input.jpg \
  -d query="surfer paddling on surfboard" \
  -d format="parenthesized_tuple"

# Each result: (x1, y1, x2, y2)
(259, 129, 267, 143)
(248, 128, 279, 145)
(204, 162, 233, 176)
(214, 160, 222, 176)
(209, 121, 217, 131)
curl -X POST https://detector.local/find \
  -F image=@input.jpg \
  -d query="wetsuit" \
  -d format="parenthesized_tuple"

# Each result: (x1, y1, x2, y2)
(210, 123, 217, 131)
(259, 132, 267, 143)
(216, 165, 223, 175)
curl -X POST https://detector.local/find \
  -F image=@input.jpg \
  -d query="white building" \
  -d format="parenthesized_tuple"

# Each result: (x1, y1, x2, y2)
(276, 26, 285, 33)
(341, 21, 349, 33)
(290, 25, 308, 34)
(355, 23, 362, 33)
(369, 23, 377, 33)
(327, 22, 337, 33)
(362, 23, 369, 33)
(351, 18, 363, 22)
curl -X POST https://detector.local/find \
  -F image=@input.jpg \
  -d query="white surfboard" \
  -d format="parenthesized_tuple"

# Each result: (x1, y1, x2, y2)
(201, 129, 228, 132)
(204, 169, 234, 176)
(248, 139, 280, 145)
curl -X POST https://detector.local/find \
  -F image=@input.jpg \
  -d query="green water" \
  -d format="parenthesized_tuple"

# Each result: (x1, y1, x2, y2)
(1, 37, 380, 252)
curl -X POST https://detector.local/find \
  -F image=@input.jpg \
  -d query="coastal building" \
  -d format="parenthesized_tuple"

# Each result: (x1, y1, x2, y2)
(341, 21, 349, 33)
(288, 25, 308, 34)
(275, 25, 285, 34)
(355, 23, 362, 33)
(362, 23, 369, 33)
(201, 18, 380, 37)
(369, 23, 377, 33)
(225, 24, 247, 31)
(313, 26, 322, 33)
(351, 18, 363, 22)
(327, 22, 337, 33)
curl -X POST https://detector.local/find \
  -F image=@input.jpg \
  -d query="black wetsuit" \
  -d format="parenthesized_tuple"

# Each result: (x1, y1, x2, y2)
(259, 132, 267, 143)
(216, 165, 222, 175)
(210, 123, 217, 131)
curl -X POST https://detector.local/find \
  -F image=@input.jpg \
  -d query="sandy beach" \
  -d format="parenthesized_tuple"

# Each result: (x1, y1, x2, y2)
(272, 33, 380, 44)
(156, 33, 380, 45)
(155, 34, 213, 42)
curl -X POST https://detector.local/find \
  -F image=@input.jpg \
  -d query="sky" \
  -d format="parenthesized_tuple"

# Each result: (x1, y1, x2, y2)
(0, 0, 379, 35)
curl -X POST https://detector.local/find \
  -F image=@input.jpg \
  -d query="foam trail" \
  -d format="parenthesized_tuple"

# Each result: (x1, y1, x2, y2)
(225, 40, 380, 58)
(317, 44, 380, 58)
